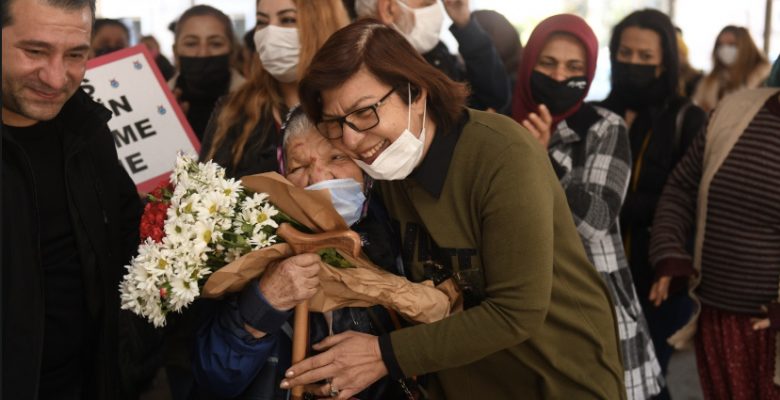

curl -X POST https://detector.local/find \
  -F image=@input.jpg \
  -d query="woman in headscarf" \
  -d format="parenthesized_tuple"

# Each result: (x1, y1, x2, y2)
(513, 14, 663, 400)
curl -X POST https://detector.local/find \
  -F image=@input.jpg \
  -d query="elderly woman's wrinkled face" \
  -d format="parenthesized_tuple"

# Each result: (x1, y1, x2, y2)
(285, 127, 364, 188)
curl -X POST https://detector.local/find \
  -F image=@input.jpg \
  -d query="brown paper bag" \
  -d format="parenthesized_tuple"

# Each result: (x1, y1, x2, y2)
(201, 172, 452, 324)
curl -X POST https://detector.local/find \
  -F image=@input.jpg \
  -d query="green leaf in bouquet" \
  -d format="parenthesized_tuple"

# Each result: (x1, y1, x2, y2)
(317, 248, 354, 269)
(273, 211, 312, 234)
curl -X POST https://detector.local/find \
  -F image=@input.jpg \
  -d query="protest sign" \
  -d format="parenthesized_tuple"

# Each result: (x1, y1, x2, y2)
(83, 45, 199, 193)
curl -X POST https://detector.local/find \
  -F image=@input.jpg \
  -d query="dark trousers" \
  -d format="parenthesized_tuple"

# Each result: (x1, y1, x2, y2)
(632, 259, 695, 400)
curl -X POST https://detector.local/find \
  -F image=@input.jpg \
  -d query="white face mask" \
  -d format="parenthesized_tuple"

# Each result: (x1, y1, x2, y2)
(355, 84, 427, 181)
(395, 1, 444, 54)
(254, 26, 300, 82)
(717, 44, 739, 66)
(305, 178, 366, 226)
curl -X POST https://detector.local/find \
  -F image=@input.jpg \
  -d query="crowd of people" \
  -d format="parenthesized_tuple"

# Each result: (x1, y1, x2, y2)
(2, 0, 780, 399)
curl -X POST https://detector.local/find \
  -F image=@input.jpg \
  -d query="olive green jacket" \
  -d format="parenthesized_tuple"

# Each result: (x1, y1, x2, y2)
(380, 109, 625, 399)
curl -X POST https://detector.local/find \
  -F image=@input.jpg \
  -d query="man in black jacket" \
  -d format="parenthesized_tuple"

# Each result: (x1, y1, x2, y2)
(353, 0, 511, 114)
(1, 0, 143, 398)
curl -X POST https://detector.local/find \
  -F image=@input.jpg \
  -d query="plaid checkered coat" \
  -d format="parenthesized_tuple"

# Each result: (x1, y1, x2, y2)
(548, 104, 663, 400)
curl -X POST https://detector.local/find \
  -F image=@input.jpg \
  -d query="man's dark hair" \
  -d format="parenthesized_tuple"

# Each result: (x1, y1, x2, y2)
(2, 0, 96, 28)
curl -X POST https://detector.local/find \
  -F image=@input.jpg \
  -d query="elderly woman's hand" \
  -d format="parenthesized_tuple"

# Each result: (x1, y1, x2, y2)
(259, 253, 322, 311)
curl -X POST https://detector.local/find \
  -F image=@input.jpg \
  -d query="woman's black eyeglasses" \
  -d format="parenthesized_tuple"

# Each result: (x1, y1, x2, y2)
(316, 87, 396, 140)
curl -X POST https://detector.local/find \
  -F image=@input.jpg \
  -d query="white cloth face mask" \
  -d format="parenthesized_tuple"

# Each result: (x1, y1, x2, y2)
(254, 26, 300, 82)
(355, 83, 427, 180)
(396, 0, 444, 54)
(716, 44, 739, 66)
(305, 178, 366, 226)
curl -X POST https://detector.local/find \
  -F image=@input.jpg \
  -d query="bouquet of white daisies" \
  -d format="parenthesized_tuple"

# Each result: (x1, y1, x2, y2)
(121, 154, 453, 329)
(120, 154, 288, 327)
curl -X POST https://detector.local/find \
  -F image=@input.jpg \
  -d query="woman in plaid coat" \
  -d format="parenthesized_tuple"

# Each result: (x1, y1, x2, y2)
(512, 14, 663, 400)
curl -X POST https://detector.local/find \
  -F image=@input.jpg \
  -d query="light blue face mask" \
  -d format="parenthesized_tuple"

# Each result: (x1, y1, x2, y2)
(305, 178, 366, 226)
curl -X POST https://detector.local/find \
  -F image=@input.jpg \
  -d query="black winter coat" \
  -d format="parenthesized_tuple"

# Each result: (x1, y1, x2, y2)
(198, 99, 281, 180)
(2, 89, 143, 399)
(424, 15, 511, 114)
(598, 94, 707, 296)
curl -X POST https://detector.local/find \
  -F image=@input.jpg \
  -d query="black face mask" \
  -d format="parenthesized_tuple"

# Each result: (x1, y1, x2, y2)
(611, 61, 668, 110)
(176, 54, 231, 102)
(94, 46, 125, 57)
(530, 71, 588, 116)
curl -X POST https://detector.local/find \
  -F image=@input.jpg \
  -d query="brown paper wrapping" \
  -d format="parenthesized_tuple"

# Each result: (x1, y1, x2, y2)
(201, 172, 451, 324)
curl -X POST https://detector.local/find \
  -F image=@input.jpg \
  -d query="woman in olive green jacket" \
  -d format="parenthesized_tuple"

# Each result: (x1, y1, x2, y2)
(281, 19, 625, 400)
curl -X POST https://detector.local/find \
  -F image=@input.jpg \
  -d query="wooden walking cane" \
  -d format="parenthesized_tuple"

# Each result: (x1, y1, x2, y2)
(277, 223, 362, 400)
(290, 302, 309, 400)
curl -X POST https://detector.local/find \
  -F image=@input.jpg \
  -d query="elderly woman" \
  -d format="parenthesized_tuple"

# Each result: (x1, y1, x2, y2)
(282, 19, 625, 399)
(513, 14, 662, 399)
(192, 107, 409, 399)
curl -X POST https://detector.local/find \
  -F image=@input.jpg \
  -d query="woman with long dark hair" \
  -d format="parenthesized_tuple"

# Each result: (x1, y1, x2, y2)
(597, 10, 708, 399)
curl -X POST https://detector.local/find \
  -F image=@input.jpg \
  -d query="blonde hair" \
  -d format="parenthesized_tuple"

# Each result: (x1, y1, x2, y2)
(704, 26, 768, 95)
(206, 0, 350, 168)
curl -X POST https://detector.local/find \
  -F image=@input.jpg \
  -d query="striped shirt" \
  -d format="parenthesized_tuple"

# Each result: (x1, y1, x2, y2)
(650, 95, 780, 314)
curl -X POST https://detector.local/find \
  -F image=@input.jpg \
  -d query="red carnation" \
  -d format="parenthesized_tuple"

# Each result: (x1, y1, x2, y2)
(140, 181, 173, 243)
